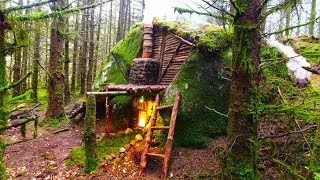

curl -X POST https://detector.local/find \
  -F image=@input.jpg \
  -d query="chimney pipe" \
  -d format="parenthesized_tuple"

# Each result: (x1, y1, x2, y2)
(142, 24, 153, 58)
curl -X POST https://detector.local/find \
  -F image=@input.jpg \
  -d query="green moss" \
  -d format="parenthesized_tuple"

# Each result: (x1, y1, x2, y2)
(66, 131, 141, 167)
(160, 51, 230, 148)
(94, 24, 144, 89)
(281, 36, 320, 63)
(0, 140, 6, 179)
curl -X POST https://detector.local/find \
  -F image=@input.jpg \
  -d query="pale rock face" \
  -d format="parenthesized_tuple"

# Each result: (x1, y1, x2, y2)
(266, 38, 312, 87)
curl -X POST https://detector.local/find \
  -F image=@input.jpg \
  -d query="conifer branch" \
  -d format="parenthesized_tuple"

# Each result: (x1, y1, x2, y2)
(13, 0, 112, 21)
(3, 0, 56, 14)
(0, 71, 32, 92)
(263, 16, 320, 36)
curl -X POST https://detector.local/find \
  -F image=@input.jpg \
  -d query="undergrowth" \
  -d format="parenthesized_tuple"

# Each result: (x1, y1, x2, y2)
(65, 130, 141, 168)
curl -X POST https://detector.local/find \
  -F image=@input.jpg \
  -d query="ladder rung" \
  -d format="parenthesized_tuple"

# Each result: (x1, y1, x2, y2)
(151, 126, 170, 130)
(156, 105, 174, 110)
(146, 153, 165, 159)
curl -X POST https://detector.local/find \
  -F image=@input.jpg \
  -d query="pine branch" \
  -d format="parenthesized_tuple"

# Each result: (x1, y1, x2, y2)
(0, 71, 32, 92)
(3, 0, 56, 14)
(201, 0, 235, 17)
(173, 7, 232, 21)
(263, 16, 320, 37)
(13, 0, 112, 21)
(265, 0, 298, 16)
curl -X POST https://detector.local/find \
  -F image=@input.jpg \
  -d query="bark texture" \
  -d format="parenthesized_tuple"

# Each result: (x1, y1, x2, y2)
(224, 0, 262, 179)
(45, 0, 66, 120)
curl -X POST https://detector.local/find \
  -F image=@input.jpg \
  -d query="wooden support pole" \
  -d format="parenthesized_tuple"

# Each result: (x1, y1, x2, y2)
(84, 94, 98, 173)
(86, 91, 128, 96)
(105, 89, 110, 138)
(162, 91, 181, 179)
(139, 93, 160, 176)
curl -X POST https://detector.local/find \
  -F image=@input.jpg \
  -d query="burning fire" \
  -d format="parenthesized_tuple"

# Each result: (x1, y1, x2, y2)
(138, 111, 147, 127)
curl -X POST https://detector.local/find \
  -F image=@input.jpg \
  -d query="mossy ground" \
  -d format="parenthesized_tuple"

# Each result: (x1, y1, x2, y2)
(282, 36, 320, 63)
(65, 130, 141, 167)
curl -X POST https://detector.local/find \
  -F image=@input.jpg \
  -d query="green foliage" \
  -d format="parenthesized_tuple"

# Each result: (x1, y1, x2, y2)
(66, 131, 141, 167)
(0, 140, 6, 179)
(94, 24, 144, 89)
(197, 26, 233, 52)
(153, 19, 233, 51)
(174, 7, 194, 14)
(160, 51, 230, 148)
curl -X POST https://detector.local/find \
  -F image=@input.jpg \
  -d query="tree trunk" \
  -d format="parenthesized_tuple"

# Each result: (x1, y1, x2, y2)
(71, 7, 79, 92)
(80, 0, 88, 95)
(64, 17, 70, 104)
(46, 0, 66, 120)
(309, 0, 316, 36)
(93, 1, 102, 81)
(224, 0, 261, 178)
(12, 47, 22, 97)
(0, 11, 7, 129)
(116, 0, 125, 43)
(21, 0, 31, 93)
(86, 0, 95, 92)
(285, 5, 291, 36)
(84, 94, 98, 172)
(31, 23, 40, 102)
(107, 0, 113, 53)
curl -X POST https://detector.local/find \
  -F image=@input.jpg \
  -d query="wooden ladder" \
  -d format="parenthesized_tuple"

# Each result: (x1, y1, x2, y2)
(139, 90, 181, 179)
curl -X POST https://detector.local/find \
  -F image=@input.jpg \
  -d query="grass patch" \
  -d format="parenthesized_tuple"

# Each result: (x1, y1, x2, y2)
(65, 130, 142, 167)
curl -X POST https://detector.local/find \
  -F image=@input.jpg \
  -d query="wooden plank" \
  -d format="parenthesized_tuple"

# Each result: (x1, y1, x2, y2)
(139, 94, 160, 176)
(86, 91, 128, 96)
(156, 105, 173, 110)
(159, 41, 183, 82)
(158, 30, 168, 84)
(163, 91, 181, 179)
(146, 153, 165, 159)
(105, 89, 110, 137)
(151, 126, 170, 130)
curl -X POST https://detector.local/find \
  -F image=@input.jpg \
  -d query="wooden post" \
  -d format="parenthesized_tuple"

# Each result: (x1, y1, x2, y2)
(84, 94, 98, 173)
(105, 89, 110, 137)
(139, 93, 160, 176)
(162, 91, 181, 179)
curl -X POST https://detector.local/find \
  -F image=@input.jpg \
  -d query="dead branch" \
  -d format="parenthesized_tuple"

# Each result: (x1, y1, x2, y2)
(69, 102, 86, 119)
(3, 0, 56, 14)
(53, 127, 69, 134)
(294, 119, 312, 151)
(9, 103, 41, 120)
(0, 116, 37, 131)
(302, 66, 320, 74)
(259, 125, 317, 140)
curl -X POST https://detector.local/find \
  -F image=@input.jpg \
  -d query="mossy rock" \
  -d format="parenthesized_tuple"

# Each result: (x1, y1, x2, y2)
(94, 23, 144, 89)
(159, 51, 230, 148)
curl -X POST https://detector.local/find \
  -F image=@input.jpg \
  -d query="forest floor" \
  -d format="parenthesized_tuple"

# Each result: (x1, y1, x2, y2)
(3, 100, 226, 180)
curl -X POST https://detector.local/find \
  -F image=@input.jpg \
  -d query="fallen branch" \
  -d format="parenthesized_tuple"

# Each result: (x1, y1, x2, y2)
(53, 127, 69, 134)
(9, 103, 41, 120)
(69, 102, 86, 119)
(259, 125, 317, 140)
(302, 66, 320, 75)
(3, 0, 56, 13)
(205, 106, 228, 118)
(294, 119, 312, 152)
(272, 158, 306, 180)
(0, 116, 37, 131)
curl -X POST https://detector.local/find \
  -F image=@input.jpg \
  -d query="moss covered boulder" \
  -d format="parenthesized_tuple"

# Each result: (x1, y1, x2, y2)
(159, 51, 230, 148)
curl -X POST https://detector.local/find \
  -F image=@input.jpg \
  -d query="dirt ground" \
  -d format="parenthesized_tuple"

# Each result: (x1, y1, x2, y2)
(3, 103, 226, 180)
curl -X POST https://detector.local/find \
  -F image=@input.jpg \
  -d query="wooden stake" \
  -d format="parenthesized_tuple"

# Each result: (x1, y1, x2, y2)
(105, 89, 110, 137)
(162, 91, 181, 179)
(139, 93, 160, 176)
